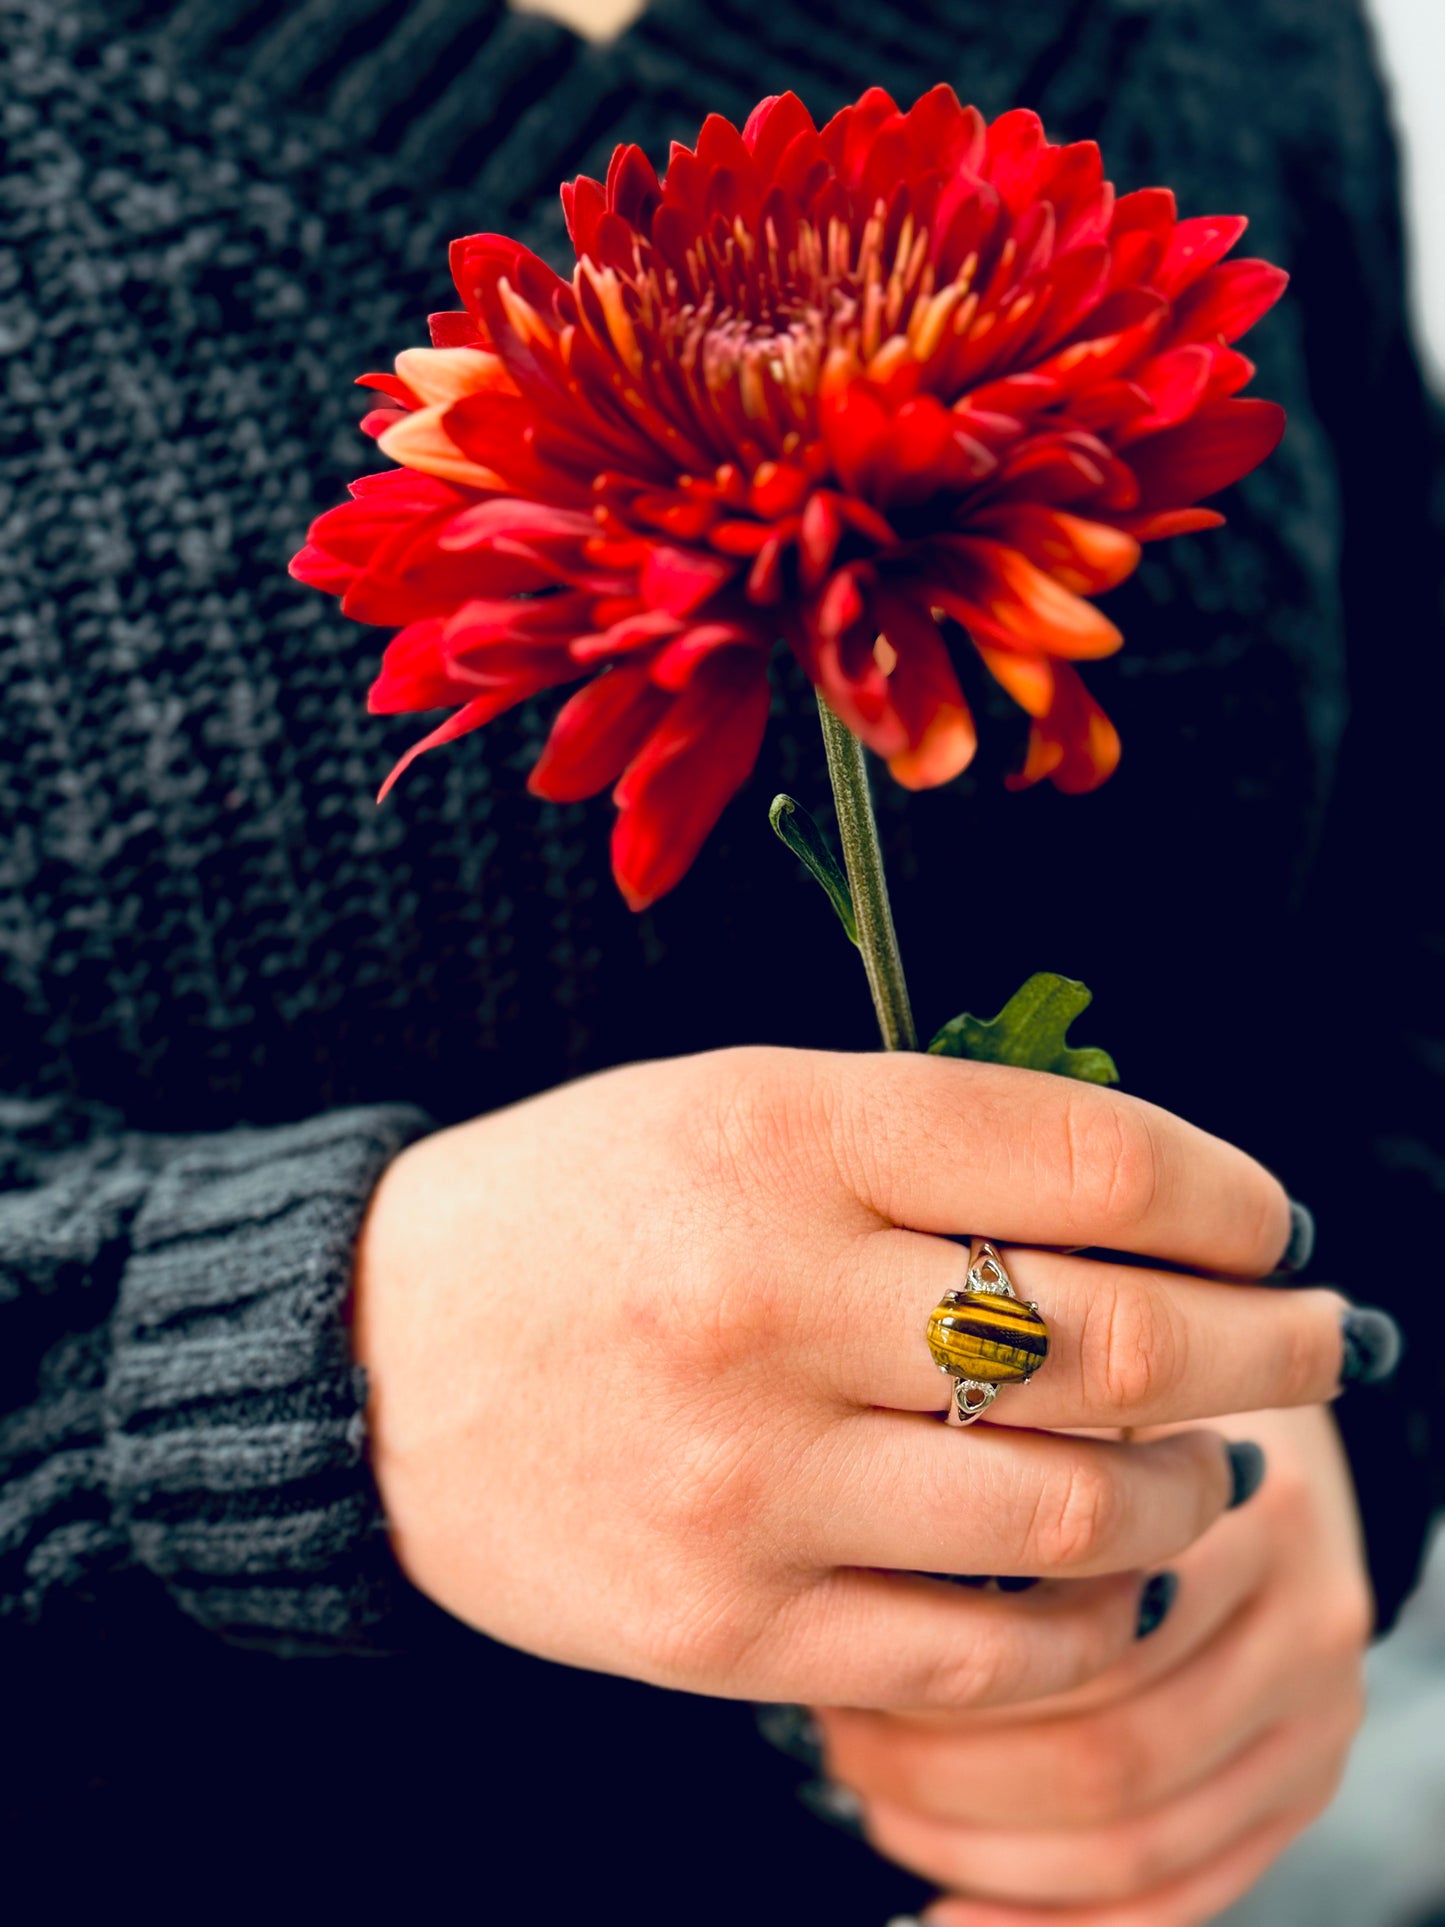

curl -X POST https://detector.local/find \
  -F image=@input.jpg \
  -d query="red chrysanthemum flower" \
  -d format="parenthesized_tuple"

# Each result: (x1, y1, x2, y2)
(291, 87, 1286, 909)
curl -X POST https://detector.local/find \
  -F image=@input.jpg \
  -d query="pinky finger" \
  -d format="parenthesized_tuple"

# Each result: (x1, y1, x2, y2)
(921, 1794, 1336, 1927)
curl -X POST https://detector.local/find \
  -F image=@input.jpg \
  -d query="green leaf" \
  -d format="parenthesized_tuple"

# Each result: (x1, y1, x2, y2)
(769, 794, 859, 946)
(927, 973, 1120, 1085)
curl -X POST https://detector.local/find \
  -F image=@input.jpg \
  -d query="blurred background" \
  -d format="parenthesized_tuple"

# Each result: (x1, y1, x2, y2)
(1370, 0, 1444, 390)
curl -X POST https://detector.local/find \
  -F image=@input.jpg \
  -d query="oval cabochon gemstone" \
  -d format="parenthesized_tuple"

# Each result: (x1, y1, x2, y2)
(926, 1290, 1050, 1383)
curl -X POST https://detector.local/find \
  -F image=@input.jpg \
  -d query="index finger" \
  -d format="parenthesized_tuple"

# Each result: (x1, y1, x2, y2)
(815, 1053, 1292, 1277)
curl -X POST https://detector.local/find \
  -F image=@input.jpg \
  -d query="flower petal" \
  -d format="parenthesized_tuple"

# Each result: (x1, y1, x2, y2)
(368, 618, 463, 713)
(965, 507, 1141, 596)
(1006, 663, 1121, 793)
(871, 592, 978, 788)
(1125, 398, 1286, 508)
(378, 690, 538, 802)
(377, 404, 509, 490)
(1169, 259, 1289, 347)
(393, 346, 516, 407)
(528, 665, 672, 801)
(934, 538, 1125, 658)
(1153, 214, 1248, 298)
(611, 653, 771, 909)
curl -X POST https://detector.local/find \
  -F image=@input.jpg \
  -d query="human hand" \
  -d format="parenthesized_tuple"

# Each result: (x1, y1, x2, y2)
(813, 1403, 1373, 1926)
(351, 1047, 1354, 1711)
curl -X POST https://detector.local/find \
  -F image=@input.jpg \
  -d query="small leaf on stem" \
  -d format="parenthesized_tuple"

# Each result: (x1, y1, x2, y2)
(769, 794, 859, 946)
(928, 973, 1119, 1085)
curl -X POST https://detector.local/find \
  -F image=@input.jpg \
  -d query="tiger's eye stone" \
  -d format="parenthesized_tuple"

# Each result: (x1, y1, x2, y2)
(927, 1290, 1050, 1383)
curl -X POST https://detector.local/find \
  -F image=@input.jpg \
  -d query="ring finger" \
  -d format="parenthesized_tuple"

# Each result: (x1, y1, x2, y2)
(831, 1230, 1348, 1430)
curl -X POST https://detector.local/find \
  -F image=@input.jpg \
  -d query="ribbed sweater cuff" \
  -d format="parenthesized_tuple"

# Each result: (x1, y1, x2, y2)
(105, 1105, 431, 1655)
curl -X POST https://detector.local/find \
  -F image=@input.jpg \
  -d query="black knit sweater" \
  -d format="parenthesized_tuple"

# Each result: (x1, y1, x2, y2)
(2, 0, 1441, 1913)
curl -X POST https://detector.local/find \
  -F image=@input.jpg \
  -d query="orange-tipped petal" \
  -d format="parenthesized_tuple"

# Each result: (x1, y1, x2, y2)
(377, 405, 510, 490)
(393, 346, 517, 407)
(976, 645, 1055, 718)
(968, 507, 1141, 596)
(872, 592, 977, 788)
(939, 539, 1125, 659)
(1006, 665, 1121, 793)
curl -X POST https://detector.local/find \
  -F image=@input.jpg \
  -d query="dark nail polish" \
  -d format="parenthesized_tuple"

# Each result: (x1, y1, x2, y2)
(1226, 1439, 1266, 1509)
(1277, 1200, 1315, 1274)
(754, 1702, 823, 1770)
(1135, 1570, 1178, 1640)
(996, 1575, 1041, 1592)
(1340, 1306, 1404, 1386)
(797, 1779, 864, 1838)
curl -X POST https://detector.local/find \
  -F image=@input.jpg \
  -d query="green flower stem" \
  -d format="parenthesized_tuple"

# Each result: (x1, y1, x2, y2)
(815, 693, 918, 1052)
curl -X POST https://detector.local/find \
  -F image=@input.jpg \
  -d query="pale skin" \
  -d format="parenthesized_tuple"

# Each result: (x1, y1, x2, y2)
(352, 1047, 1371, 1916)
(822, 1402, 1369, 1924)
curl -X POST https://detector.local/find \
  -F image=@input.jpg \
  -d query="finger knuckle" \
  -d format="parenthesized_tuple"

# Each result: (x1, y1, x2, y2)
(1060, 1091, 1165, 1235)
(1030, 1457, 1119, 1572)
(650, 1228, 788, 1383)
(645, 1578, 772, 1689)
(913, 1630, 1011, 1711)
(1086, 1275, 1183, 1418)
(1059, 1713, 1152, 1823)
(684, 1047, 830, 1201)
(641, 1415, 775, 1558)
(1084, 1821, 1175, 1902)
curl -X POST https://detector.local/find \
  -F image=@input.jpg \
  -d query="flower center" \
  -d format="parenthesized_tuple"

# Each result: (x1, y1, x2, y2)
(613, 204, 975, 441)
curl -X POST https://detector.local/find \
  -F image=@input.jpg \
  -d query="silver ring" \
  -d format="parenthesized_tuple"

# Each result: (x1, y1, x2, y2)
(925, 1240, 1051, 1428)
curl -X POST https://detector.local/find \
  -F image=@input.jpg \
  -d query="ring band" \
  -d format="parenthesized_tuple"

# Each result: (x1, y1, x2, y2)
(926, 1240, 1050, 1427)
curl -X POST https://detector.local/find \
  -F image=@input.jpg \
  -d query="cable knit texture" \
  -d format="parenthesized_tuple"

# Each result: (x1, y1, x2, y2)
(0, 0, 1441, 1905)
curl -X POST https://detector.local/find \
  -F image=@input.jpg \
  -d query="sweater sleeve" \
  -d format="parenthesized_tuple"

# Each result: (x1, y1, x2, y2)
(0, 1095, 430, 1653)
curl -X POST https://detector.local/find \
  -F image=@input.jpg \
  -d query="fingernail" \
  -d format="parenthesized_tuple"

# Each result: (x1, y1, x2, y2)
(1227, 1439, 1267, 1508)
(798, 1779, 864, 1838)
(754, 1702, 823, 1771)
(1276, 1200, 1315, 1274)
(1135, 1570, 1178, 1639)
(1340, 1306, 1404, 1386)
